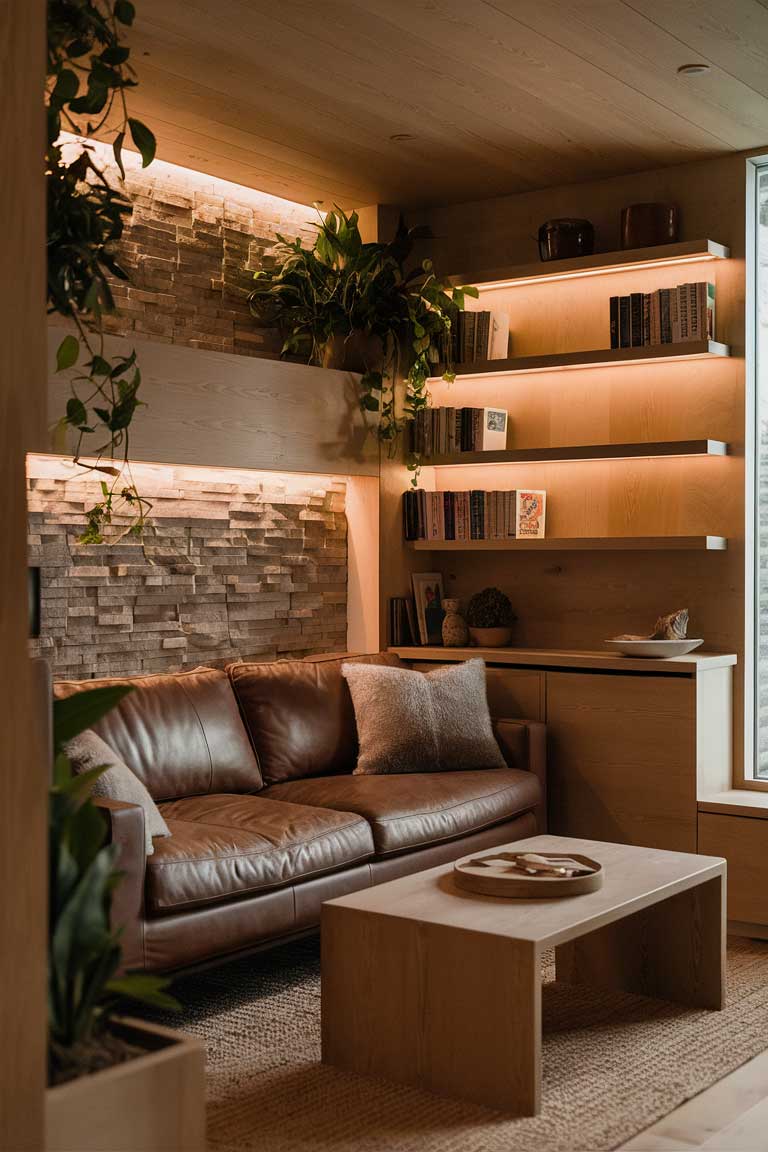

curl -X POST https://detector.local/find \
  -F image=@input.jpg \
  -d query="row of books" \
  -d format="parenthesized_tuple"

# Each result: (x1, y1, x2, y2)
(609, 282, 715, 348)
(436, 309, 510, 365)
(410, 406, 508, 457)
(403, 488, 547, 542)
(389, 596, 418, 647)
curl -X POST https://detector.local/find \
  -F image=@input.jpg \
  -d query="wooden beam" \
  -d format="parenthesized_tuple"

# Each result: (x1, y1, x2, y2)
(0, 1, 47, 1148)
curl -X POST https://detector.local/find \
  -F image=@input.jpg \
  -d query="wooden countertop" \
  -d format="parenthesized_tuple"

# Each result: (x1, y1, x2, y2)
(389, 645, 738, 676)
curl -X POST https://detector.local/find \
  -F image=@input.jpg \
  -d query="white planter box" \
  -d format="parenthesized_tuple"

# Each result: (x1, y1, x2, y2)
(46, 1018, 206, 1152)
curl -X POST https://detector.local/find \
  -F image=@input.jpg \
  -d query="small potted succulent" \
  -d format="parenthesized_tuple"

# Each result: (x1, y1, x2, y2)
(466, 587, 516, 648)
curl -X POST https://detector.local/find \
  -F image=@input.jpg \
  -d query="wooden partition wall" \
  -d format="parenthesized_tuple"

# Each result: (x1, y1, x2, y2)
(0, 1, 47, 1147)
(381, 149, 754, 775)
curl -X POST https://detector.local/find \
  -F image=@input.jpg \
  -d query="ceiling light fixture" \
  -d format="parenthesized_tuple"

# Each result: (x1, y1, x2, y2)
(389, 133, 415, 142)
(677, 63, 711, 76)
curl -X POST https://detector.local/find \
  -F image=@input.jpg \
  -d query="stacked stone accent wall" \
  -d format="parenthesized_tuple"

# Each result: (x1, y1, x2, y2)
(64, 135, 317, 358)
(28, 461, 347, 679)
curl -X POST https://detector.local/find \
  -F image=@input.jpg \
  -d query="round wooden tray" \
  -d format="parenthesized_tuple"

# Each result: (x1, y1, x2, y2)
(453, 851, 604, 899)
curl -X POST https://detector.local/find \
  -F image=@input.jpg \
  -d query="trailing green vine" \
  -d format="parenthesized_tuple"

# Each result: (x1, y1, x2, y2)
(47, 0, 157, 541)
(248, 206, 477, 484)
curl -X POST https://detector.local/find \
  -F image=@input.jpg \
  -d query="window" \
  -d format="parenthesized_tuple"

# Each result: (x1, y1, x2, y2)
(754, 162, 768, 779)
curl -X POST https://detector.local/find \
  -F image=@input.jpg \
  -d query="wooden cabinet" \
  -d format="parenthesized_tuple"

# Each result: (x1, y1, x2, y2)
(414, 663, 544, 722)
(546, 672, 697, 851)
(395, 647, 735, 857)
(698, 812, 768, 927)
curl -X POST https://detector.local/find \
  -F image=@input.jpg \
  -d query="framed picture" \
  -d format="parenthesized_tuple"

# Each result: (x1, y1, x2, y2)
(411, 572, 445, 646)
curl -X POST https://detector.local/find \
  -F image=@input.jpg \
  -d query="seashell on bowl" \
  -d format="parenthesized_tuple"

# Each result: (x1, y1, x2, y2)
(604, 638, 704, 658)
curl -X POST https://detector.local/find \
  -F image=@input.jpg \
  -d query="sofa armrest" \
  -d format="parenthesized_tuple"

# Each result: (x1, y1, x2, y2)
(493, 718, 547, 833)
(94, 798, 146, 970)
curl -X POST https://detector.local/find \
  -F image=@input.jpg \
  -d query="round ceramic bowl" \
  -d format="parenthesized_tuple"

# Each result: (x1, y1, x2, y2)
(604, 638, 704, 658)
(468, 626, 512, 648)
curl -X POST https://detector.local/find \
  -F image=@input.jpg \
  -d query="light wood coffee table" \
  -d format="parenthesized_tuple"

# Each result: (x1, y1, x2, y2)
(321, 835, 725, 1115)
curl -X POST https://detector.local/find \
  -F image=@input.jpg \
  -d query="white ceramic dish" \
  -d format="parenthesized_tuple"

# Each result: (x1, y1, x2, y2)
(604, 638, 704, 658)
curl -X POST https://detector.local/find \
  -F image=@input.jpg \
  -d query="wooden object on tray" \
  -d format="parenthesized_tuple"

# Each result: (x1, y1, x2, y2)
(454, 850, 603, 898)
(322, 835, 726, 1117)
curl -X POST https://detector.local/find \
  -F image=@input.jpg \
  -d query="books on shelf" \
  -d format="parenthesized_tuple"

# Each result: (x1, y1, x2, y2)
(609, 282, 715, 348)
(438, 309, 510, 365)
(411, 407, 509, 457)
(389, 596, 418, 646)
(403, 488, 546, 542)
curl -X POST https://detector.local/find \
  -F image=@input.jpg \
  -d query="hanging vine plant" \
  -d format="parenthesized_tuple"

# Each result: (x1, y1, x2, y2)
(248, 206, 478, 482)
(47, 0, 157, 542)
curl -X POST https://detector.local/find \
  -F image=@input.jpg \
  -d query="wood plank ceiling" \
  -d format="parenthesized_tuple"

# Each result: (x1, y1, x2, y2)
(124, 0, 768, 208)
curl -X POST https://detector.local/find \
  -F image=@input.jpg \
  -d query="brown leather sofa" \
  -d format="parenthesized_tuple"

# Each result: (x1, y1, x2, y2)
(55, 652, 546, 973)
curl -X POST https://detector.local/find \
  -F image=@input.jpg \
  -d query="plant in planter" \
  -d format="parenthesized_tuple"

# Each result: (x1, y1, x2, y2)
(466, 587, 516, 648)
(47, 686, 205, 1152)
(49, 684, 178, 1086)
(47, 0, 157, 540)
(248, 205, 478, 475)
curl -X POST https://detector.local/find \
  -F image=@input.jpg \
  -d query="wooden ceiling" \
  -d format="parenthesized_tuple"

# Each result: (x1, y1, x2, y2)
(124, 0, 768, 208)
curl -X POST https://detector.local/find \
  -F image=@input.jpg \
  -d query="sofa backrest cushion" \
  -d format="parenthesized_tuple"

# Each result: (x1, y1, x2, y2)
(54, 667, 263, 800)
(228, 652, 404, 784)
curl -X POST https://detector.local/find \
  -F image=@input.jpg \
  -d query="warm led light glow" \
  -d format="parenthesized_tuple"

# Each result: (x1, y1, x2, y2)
(57, 131, 316, 216)
(474, 253, 721, 292)
(25, 453, 346, 493)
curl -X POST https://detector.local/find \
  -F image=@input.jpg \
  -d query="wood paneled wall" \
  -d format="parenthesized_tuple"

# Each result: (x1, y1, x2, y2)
(45, 327, 379, 478)
(383, 149, 760, 776)
(0, 1, 47, 1147)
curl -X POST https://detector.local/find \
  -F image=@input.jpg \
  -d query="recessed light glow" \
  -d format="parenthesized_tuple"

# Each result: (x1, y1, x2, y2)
(678, 63, 711, 76)
(474, 253, 720, 292)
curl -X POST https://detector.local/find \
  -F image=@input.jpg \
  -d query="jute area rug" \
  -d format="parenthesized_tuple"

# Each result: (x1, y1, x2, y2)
(158, 936, 768, 1152)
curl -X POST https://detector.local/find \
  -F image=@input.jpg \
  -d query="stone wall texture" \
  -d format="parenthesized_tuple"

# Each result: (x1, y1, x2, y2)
(37, 146, 349, 681)
(65, 135, 317, 358)
(28, 460, 348, 679)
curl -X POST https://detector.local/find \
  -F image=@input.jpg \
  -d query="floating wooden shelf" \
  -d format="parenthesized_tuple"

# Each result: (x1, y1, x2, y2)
(449, 239, 730, 290)
(423, 439, 728, 467)
(408, 536, 727, 552)
(429, 340, 730, 382)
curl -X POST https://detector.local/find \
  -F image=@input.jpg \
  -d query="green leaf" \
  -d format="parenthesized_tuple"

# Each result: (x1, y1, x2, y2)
(89, 355, 111, 377)
(114, 0, 136, 25)
(361, 394, 380, 411)
(53, 685, 133, 751)
(128, 118, 156, 168)
(65, 397, 88, 427)
(101, 44, 131, 66)
(462, 284, 480, 299)
(56, 335, 80, 372)
(52, 69, 79, 106)
(113, 130, 126, 180)
(106, 973, 180, 1012)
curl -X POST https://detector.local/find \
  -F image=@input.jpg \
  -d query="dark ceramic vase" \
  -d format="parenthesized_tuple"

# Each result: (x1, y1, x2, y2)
(538, 218, 594, 262)
(621, 203, 679, 249)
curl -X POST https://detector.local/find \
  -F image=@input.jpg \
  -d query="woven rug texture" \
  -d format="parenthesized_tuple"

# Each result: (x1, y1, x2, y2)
(150, 935, 768, 1152)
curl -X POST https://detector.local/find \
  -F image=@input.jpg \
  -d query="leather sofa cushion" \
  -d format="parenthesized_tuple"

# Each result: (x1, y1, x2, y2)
(54, 667, 262, 800)
(228, 652, 404, 784)
(147, 794, 375, 914)
(261, 768, 541, 856)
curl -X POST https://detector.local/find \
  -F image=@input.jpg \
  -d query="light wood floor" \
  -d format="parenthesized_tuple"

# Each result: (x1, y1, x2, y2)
(618, 1046, 768, 1150)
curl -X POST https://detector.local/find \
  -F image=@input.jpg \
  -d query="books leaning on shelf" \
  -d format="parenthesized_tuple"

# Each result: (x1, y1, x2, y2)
(437, 309, 510, 365)
(403, 488, 546, 542)
(609, 282, 715, 348)
(389, 596, 418, 646)
(411, 406, 508, 457)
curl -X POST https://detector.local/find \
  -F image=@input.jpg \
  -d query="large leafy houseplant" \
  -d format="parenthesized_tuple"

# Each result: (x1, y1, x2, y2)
(248, 206, 478, 473)
(47, 0, 157, 541)
(49, 684, 177, 1086)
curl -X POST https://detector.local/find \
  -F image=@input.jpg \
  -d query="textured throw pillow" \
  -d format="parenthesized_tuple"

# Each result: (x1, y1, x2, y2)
(63, 730, 171, 855)
(341, 658, 507, 775)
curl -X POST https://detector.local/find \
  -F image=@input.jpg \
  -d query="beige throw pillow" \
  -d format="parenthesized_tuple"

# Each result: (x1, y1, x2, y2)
(342, 658, 506, 775)
(64, 729, 171, 855)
